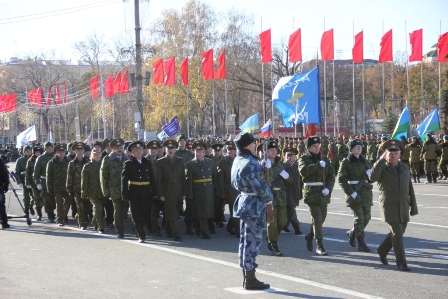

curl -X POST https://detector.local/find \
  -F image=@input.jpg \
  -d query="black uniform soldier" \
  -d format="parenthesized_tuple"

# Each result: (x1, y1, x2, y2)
(211, 143, 225, 227)
(122, 141, 156, 243)
(0, 157, 10, 228)
(156, 139, 186, 241)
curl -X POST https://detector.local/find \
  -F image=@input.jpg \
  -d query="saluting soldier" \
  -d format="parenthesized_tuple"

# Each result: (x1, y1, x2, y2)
(33, 142, 55, 222)
(46, 144, 71, 226)
(156, 139, 186, 242)
(282, 147, 303, 235)
(185, 141, 218, 239)
(101, 138, 128, 238)
(122, 141, 156, 243)
(14, 145, 33, 218)
(25, 146, 44, 220)
(338, 139, 373, 252)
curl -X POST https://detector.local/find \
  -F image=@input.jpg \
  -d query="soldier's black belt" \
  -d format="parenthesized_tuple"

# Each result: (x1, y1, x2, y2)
(129, 181, 150, 186)
(193, 178, 212, 183)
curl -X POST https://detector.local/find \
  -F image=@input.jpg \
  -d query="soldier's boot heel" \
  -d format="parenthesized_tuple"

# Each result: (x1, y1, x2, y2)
(425, 174, 432, 184)
(316, 239, 328, 256)
(305, 232, 313, 251)
(412, 175, 417, 183)
(244, 270, 270, 290)
(346, 228, 356, 247)
(36, 207, 43, 221)
(432, 173, 437, 183)
(29, 205, 35, 216)
(417, 175, 420, 183)
(357, 236, 371, 252)
(271, 242, 284, 257)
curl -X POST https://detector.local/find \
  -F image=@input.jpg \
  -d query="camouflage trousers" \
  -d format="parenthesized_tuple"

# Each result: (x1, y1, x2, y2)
(112, 198, 129, 235)
(410, 163, 420, 175)
(30, 185, 43, 208)
(351, 206, 371, 237)
(307, 204, 327, 240)
(424, 160, 438, 174)
(239, 219, 264, 271)
(438, 160, 448, 175)
(40, 182, 55, 214)
(21, 186, 32, 208)
(74, 197, 90, 228)
(90, 198, 106, 231)
(267, 205, 287, 242)
(55, 192, 71, 224)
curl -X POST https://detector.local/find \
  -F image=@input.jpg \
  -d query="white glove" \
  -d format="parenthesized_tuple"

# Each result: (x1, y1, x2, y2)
(26, 185, 31, 188)
(37, 184, 42, 190)
(365, 169, 371, 176)
(279, 170, 289, 179)
(351, 191, 357, 199)
(319, 160, 326, 168)
(18, 183, 24, 188)
(261, 159, 272, 169)
(322, 188, 329, 196)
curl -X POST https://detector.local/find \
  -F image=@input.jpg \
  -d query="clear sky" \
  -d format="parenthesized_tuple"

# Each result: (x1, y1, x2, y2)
(1, 0, 447, 63)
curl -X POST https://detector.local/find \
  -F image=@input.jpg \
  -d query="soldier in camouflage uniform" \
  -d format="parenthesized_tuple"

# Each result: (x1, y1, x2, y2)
(26, 146, 44, 220)
(67, 142, 90, 229)
(33, 142, 55, 222)
(366, 136, 378, 166)
(437, 135, 448, 180)
(282, 147, 303, 235)
(46, 144, 71, 226)
(328, 138, 338, 170)
(145, 140, 162, 235)
(421, 133, 441, 183)
(231, 132, 271, 290)
(338, 139, 373, 252)
(81, 147, 105, 233)
(297, 137, 306, 158)
(14, 145, 33, 217)
(336, 136, 349, 171)
(321, 136, 329, 157)
(101, 138, 129, 238)
(299, 136, 335, 256)
(408, 137, 422, 183)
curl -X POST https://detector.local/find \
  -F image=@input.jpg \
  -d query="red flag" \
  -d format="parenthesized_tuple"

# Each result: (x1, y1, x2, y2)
(201, 49, 214, 80)
(46, 87, 51, 106)
(214, 50, 226, 79)
(352, 31, 363, 63)
(288, 28, 302, 63)
(379, 29, 393, 62)
(55, 84, 60, 105)
(153, 58, 164, 84)
(63, 82, 67, 104)
(321, 29, 334, 61)
(113, 71, 121, 95)
(305, 124, 317, 138)
(0, 95, 4, 112)
(409, 29, 423, 62)
(180, 57, 188, 86)
(437, 32, 448, 62)
(259, 29, 272, 63)
(105, 73, 114, 98)
(35, 87, 42, 107)
(90, 75, 99, 99)
(164, 57, 176, 86)
(4, 94, 16, 112)
(119, 69, 129, 94)
(28, 88, 36, 105)
(10, 94, 16, 112)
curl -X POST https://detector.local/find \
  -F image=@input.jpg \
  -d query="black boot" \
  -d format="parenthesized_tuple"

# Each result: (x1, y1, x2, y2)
(357, 235, 371, 252)
(271, 242, 284, 257)
(243, 270, 270, 290)
(417, 175, 420, 183)
(185, 224, 194, 235)
(316, 239, 328, 256)
(36, 207, 43, 221)
(425, 174, 432, 184)
(305, 232, 313, 251)
(412, 175, 417, 183)
(346, 228, 356, 247)
(25, 207, 30, 218)
(432, 173, 437, 183)
(29, 205, 35, 216)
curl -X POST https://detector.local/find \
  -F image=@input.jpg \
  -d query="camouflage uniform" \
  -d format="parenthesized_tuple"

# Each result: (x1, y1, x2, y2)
(14, 154, 32, 211)
(438, 140, 448, 178)
(175, 148, 194, 164)
(34, 152, 55, 220)
(81, 158, 105, 231)
(366, 141, 378, 165)
(46, 155, 71, 224)
(421, 137, 441, 183)
(298, 141, 306, 158)
(408, 142, 422, 181)
(336, 141, 349, 170)
(67, 157, 90, 228)
(25, 155, 43, 212)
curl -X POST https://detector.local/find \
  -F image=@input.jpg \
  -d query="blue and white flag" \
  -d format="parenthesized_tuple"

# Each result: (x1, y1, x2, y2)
(162, 116, 181, 137)
(16, 124, 37, 148)
(272, 66, 321, 127)
(239, 113, 259, 132)
(157, 131, 167, 141)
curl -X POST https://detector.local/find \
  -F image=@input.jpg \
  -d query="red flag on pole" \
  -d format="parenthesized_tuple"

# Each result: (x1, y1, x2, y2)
(35, 87, 42, 107)
(305, 124, 317, 138)
(437, 32, 448, 62)
(259, 29, 272, 63)
(153, 58, 164, 84)
(55, 84, 60, 105)
(46, 87, 51, 106)
(63, 82, 67, 104)
(28, 88, 36, 105)
(164, 57, 176, 86)
(180, 57, 188, 86)
(214, 50, 226, 79)
(379, 29, 393, 62)
(409, 29, 423, 62)
(201, 49, 214, 80)
(288, 28, 302, 63)
(113, 71, 121, 95)
(90, 75, 99, 99)
(352, 31, 364, 63)
(120, 69, 129, 94)
(321, 29, 334, 61)
(105, 74, 114, 98)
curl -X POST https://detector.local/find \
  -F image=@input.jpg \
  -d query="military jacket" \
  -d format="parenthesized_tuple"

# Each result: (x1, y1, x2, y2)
(298, 142, 306, 158)
(298, 151, 335, 205)
(81, 159, 103, 199)
(283, 160, 301, 206)
(400, 143, 410, 161)
(422, 139, 440, 160)
(268, 156, 291, 206)
(231, 149, 273, 222)
(145, 154, 160, 199)
(121, 156, 156, 201)
(100, 153, 129, 200)
(46, 155, 70, 194)
(25, 155, 38, 187)
(174, 148, 194, 164)
(440, 142, 448, 161)
(366, 143, 378, 161)
(67, 157, 89, 197)
(328, 143, 337, 160)
(33, 152, 54, 185)
(408, 143, 422, 163)
(217, 155, 240, 205)
(338, 154, 373, 208)
(14, 155, 30, 185)
(321, 140, 329, 156)
(336, 143, 349, 161)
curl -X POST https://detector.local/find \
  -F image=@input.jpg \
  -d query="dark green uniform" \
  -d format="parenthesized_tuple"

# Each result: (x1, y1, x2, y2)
(81, 159, 104, 231)
(408, 142, 422, 182)
(328, 142, 338, 170)
(14, 154, 32, 211)
(438, 141, 448, 178)
(217, 155, 240, 235)
(421, 137, 441, 183)
(366, 141, 378, 165)
(283, 160, 302, 234)
(34, 152, 55, 220)
(46, 155, 71, 224)
(25, 155, 43, 215)
(67, 157, 90, 228)
(175, 148, 194, 164)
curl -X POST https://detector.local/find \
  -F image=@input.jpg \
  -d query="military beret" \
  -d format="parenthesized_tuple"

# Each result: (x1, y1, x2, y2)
(211, 144, 223, 151)
(102, 138, 112, 148)
(348, 138, 363, 150)
(225, 141, 236, 150)
(32, 146, 42, 154)
(234, 132, 256, 150)
(92, 147, 102, 153)
(305, 136, 321, 148)
(110, 138, 125, 148)
(381, 140, 404, 152)
(54, 144, 65, 152)
(44, 141, 53, 149)
(146, 140, 161, 149)
(177, 133, 187, 141)
(163, 139, 178, 148)
(128, 140, 144, 151)
(93, 141, 103, 148)
(192, 141, 207, 150)
(283, 147, 298, 155)
(72, 142, 86, 151)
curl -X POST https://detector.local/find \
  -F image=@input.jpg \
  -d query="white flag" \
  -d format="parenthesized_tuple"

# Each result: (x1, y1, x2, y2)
(16, 125, 37, 148)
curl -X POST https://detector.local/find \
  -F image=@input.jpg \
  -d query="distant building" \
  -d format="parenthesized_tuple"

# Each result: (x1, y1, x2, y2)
(423, 43, 438, 63)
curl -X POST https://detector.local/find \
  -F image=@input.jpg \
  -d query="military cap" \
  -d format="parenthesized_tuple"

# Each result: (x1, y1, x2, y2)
(54, 144, 65, 152)
(283, 147, 299, 155)
(186, 141, 193, 149)
(84, 145, 92, 152)
(127, 140, 145, 151)
(21, 145, 32, 154)
(163, 139, 178, 148)
(146, 140, 161, 149)
(93, 141, 103, 148)
(211, 144, 223, 151)
(67, 142, 73, 151)
(71, 142, 86, 151)
(92, 147, 102, 154)
(177, 133, 187, 141)
(124, 141, 132, 150)
(305, 136, 321, 148)
(381, 140, 404, 152)
(44, 141, 53, 149)
(267, 140, 278, 149)
(32, 146, 42, 154)
(348, 138, 363, 150)
(234, 132, 256, 150)
(110, 138, 125, 148)
(102, 138, 112, 148)
(225, 141, 236, 150)
(192, 140, 207, 150)
(381, 136, 388, 141)
(293, 137, 298, 141)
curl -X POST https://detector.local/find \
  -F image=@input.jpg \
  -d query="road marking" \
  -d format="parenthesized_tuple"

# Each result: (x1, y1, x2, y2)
(332, 187, 448, 197)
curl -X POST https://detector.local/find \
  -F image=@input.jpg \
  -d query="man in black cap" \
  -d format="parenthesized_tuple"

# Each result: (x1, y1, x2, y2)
(174, 133, 194, 163)
(34, 141, 55, 222)
(370, 140, 418, 271)
(282, 147, 303, 235)
(122, 141, 156, 243)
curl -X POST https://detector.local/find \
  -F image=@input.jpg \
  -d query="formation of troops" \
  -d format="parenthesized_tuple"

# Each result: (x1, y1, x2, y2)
(2, 130, 447, 289)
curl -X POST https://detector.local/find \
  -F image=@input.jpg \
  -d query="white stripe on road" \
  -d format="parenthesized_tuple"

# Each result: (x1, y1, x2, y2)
(332, 187, 448, 197)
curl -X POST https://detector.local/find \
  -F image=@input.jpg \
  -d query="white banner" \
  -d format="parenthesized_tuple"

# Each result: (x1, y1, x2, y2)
(16, 125, 37, 148)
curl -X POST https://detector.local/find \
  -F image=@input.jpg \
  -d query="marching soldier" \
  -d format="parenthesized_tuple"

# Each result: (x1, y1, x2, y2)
(438, 135, 448, 180)
(1, 157, 10, 229)
(321, 136, 329, 157)
(145, 140, 162, 235)
(408, 137, 422, 183)
(46, 144, 71, 226)
(336, 136, 349, 171)
(338, 139, 373, 252)
(366, 136, 378, 166)
(101, 138, 129, 238)
(26, 146, 44, 220)
(156, 139, 186, 241)
(33, 142, 55, 222)
(282, 147, 303, 235)
(299, 136, 335, 256)
(14, 145, 33, 218)
(328, 138, 338, 170)
(211, 143, 225, 227)
(122, 141, 156, 243)
(421, 133, 441, 183)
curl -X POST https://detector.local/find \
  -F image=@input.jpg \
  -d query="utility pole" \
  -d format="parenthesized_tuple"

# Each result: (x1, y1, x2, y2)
(134, 0, 145, 130)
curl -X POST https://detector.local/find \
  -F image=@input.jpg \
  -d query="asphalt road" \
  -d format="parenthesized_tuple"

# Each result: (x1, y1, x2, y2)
(1, 161, 447, 299)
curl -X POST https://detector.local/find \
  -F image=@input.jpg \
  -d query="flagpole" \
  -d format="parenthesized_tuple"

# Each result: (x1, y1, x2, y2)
(352, 21, 356, 134)
(212, 80, 215, 136)
(323, 20, 328, 136)
(112, 97, 115, 138)
(163, 86, 167, 123)
(261, 18, 266, 125)
(382, 21, 386, 117)
(186, 85, 190, 138)
(362, 50, 366, 133)
(99, 72, 107, 139)
(271, 63, 274, 135)
(439, 20, 442, 101)
(333, 58, 337, 135)
(225, 78, 228, 135)
(405, 21, 412, 135)
(421, 59, 424, 121)
(391, 62, 395, 115)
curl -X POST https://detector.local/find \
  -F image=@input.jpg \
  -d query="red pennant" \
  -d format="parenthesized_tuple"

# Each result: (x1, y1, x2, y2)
(201, 49, 214, 80)
(90, 75, 99, 99)
(113, 71, 121, 95)
(321, 29, 334, 61)
(153, 58, 164, 84)
(164, 57, 176, 86)
(288, 28, 302, 63)
(119, 69, 129, 94)
(305, 124, 317, 138)
(55, 84, 60, 105)
(214, 50, 226, 79)
(46, 87, 51, 106)
(379, 29, 393, 62)
(259, 29, 272, 63)
(352, 31, 363, 64)
(409, 29, 423, 62)
(105, 74, 114, 98)
(437, 32, 448, 62)
(35, 87, 42, 107)
(180, 57, 188, 86)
